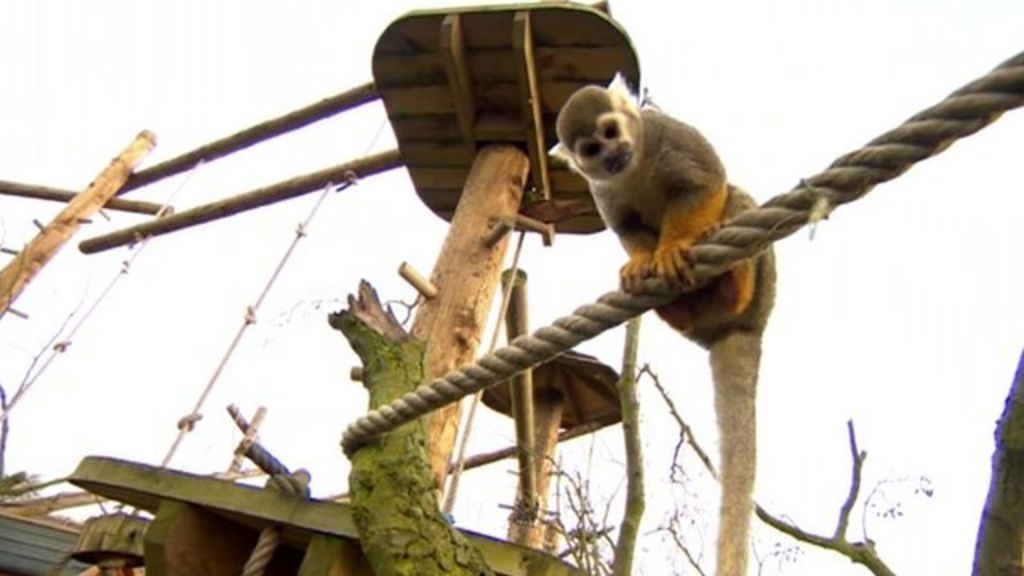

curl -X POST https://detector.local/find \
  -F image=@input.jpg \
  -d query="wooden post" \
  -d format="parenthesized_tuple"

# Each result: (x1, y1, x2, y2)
(503, 270, 541, 546)
(0, 130, 156, 317)
(411, 144, 528, 492)
(525, 388, 564, 550)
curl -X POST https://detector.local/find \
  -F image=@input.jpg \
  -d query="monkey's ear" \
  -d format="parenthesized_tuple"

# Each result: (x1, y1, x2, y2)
(549, 142, 579, 171)
(549, 142, 570, 160)
(607, 72, 636, 101)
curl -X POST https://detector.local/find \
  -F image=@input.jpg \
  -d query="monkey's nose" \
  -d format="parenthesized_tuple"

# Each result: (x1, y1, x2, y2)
(603, 150, 632, 174)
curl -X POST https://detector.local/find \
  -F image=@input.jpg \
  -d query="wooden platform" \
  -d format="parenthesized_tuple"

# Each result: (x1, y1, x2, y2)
(372, 3, 640, 235)
(69, 456, 580, 575)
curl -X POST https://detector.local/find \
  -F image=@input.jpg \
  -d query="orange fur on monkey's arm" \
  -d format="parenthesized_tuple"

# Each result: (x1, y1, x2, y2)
(652, 182, 728, 287)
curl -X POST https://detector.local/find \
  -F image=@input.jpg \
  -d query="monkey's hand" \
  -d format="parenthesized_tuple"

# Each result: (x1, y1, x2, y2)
(652, 240, 696, 288)
(619, 251, 655, 293)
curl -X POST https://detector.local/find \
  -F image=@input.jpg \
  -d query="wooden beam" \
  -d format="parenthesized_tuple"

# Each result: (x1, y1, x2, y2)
(78, 149, 402, 254)
(0, 130, 156, 317)
(69, 456, 581, 575)
(5, 490, 104, 516)
(0, 180, 169, 216)
(440, 15, 477, 148)
(513, 11, 552, 199)
(412, 145, 528, 493)
(119, 82, 379, 194)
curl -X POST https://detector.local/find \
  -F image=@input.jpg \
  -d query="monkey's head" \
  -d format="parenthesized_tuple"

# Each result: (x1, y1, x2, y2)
(551, 73, 642, 183)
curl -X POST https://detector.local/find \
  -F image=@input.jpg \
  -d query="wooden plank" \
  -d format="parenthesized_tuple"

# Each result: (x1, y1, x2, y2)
(0, 130, 155, 317)
(440, 15, 478, 146)
(380, 85, 455, 115)
(408, 166, 589, 194)
(389, 115, 463, 141)
(373, 53, 446, 87)
(407, 166, 469, 190)
(374, 46, 631, 87)
(474, 113, 528, 142)
(389, 113, 530, 143)
(0, 180, 168, 216)
(399, 141, 477, 166)
(530, 9, 630, 46)
(478, 81, 581, 114)
(514, 11, 552, 200)
(69, 456, 581, 576)
(121, 82, 379, 194)
(145, 500, 257, 576)
(78, 149, 402, 255)
(375, 4, 635, 54)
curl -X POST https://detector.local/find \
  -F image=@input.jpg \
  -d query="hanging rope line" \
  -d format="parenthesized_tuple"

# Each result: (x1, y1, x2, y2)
(161, 177, 352, 467)
(0, 161, 202, 427)
(341, 50, 1024, 455)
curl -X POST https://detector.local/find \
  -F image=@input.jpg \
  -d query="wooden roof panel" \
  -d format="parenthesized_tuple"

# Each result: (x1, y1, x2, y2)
(373, 3, 640, 235)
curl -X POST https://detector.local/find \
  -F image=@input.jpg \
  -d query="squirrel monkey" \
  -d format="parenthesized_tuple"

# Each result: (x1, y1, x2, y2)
(552, 74, 775, 576)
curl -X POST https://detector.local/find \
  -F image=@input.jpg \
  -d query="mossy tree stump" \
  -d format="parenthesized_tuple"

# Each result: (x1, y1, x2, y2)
(329, 281, 493, 576)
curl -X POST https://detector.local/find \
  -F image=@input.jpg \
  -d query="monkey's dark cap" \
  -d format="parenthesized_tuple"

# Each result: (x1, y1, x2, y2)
(482, 349, 621, 430)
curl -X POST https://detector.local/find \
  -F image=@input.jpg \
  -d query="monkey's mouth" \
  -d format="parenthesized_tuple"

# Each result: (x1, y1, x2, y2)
(603, 149, 633, 175)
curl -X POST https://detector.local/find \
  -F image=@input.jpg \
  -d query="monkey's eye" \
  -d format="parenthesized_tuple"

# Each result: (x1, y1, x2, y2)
(581, 142, 602, 159)
(603, 124, 619, 140)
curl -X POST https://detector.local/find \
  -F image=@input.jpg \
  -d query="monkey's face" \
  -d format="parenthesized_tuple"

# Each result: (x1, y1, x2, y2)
(552, 82, 642, 183)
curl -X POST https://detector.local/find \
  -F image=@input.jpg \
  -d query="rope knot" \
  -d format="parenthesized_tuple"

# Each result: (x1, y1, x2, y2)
(177, 413, 202, 431)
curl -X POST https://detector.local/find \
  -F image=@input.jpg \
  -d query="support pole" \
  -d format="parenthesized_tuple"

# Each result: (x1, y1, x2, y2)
(119, 82, 379, 194)
(531, 387, 564, 548)
(0, 130, 156, 317)
(0, 180, 168, 216)
(411, 144, 528, 492)
(503, 270, 541, 546)
(79, 149, 401, 254)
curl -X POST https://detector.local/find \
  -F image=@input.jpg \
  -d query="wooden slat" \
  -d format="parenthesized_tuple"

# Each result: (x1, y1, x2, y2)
(399, 142, 477, 166)
(478, 81, 582, 114)
(408, 166, 589, 194)
(374, 46, 631, 88)
(440, 15, 477, 146)
(529, 9, 629, 46)
(514, 11, 551, 199)
(381, 85, 454, 115)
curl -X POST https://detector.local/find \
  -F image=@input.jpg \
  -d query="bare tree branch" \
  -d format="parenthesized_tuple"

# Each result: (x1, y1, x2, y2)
(651, 370, 897, 576)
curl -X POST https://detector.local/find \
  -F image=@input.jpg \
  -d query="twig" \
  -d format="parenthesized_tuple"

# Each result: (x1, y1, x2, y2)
(653, 378, 897, 576)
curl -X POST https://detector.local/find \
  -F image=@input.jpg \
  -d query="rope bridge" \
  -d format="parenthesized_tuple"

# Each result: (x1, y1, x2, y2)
(341, 50, 1024, 455)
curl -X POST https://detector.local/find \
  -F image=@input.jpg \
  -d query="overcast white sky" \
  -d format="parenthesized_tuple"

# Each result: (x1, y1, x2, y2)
(1, 1, 1023, 574)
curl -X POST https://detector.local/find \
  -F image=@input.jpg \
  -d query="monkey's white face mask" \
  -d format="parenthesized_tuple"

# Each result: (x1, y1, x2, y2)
(550, 72, 643, 184)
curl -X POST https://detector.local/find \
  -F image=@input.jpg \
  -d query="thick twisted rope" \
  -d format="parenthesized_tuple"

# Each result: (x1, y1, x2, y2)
(341, 50, 1024, 455)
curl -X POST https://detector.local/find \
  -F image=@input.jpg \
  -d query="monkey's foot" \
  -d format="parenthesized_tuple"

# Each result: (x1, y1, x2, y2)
(619, 252, 654, 293)
(652, 242, 696, 288)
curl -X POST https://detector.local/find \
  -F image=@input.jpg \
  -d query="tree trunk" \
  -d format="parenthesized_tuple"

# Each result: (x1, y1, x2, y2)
(973, 347, 1024, 575)
(329, 281, 493, 576)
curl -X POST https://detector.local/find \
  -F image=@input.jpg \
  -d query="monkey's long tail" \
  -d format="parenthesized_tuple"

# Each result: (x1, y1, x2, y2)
(709, 330, 762, 576)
